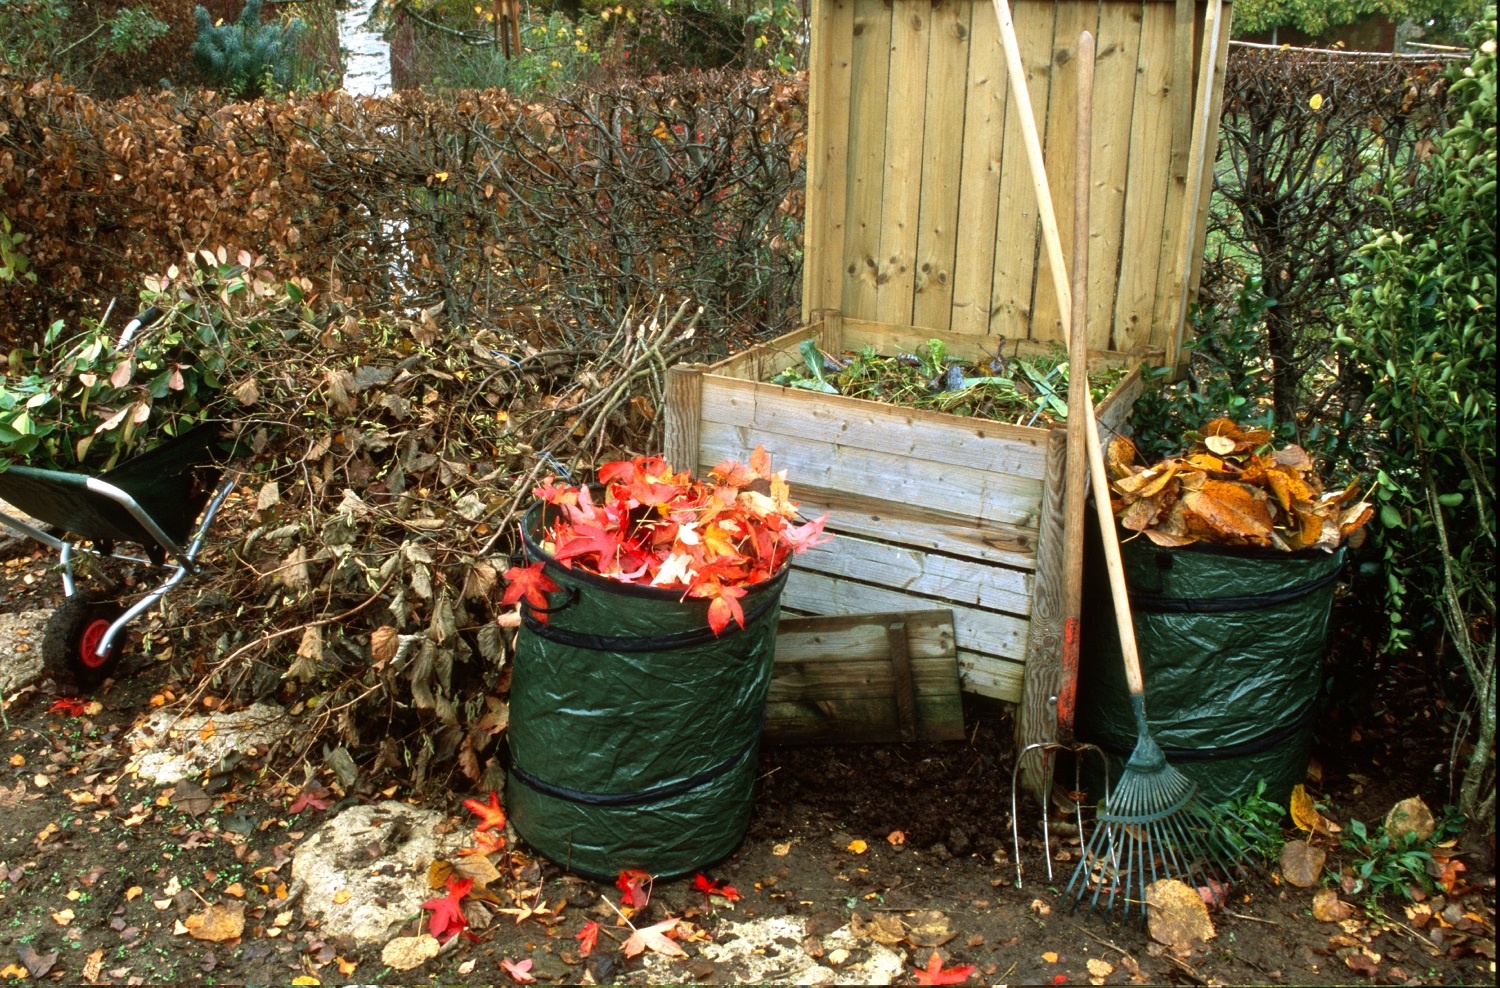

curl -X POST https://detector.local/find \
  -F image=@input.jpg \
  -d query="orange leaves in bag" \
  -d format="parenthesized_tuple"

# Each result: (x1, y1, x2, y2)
(1109, 420, 1372, 551)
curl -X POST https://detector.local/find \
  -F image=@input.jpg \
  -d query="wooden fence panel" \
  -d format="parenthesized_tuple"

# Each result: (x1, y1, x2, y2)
(804, 0, 1230, 354)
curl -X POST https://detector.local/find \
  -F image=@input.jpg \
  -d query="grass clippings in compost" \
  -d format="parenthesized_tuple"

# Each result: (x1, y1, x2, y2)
(770, 338, 1128, 429)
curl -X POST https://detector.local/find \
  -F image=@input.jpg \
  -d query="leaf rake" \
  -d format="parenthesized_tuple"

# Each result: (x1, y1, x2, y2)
(990, 0, 1260, 921)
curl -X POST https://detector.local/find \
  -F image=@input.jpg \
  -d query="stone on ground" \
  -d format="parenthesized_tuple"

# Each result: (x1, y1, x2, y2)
(127, 702, 289, 785)
(292, 801, 468, 947)
(0, 609, 51, 694)
(636, 915, 905, 985)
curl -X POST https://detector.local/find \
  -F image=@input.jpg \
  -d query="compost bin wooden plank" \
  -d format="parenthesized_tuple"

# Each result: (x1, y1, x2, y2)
(785, 568, 1031, 662)
(989, 0, 1057, 340)
(1088, 1, 1146, 351)
(1028, 1, 1098, 346)
(766, 610, 967, 743)
(1111, 0, 1177, 352)
(950, 1, 1008, 336)
(709, 321, 826, 382)
(696, 375, 1049, 479)
(911, 0, 974, 332)
(803, 0, 855, 321)
(956, 647, 1025, 701)
(875, 1, 933, 325)
(792, 487, 1040, 571)
(696, 420, 1045, 529)
(792, 531, 1035, 617)
(843, 0, 895, 320)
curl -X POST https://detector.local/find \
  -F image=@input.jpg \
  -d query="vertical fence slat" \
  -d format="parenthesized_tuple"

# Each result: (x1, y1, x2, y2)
(949, 2, 1008, 336)
(989, 0, 1058, 339)
(1150, 0, 1206, 344)
(1111, 0, 1176, 351)
(1028, 2, 1098, 345)
(1088, 1, 1146, 351)
(911, 0, 975, 332)
(803, 0, 855, 321)
(1183, 2, 1232, 324)
(842, 0, 896, 321)
(876, 2, 934, 325)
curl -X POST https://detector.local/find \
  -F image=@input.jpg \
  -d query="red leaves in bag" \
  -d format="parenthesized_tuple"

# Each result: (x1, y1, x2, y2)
(502, 447, 831, 634)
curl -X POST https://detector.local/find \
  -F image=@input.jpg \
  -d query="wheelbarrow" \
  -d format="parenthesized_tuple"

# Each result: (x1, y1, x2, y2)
(0, 311, 237, 688)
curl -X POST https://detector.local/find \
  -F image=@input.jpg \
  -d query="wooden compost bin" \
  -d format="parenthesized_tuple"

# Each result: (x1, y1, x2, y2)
(665, 314, 1143, 703)
(665, 0, 1230, 761)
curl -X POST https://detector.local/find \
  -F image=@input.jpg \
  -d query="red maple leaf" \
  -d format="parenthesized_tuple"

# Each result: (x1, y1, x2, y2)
(551, 517, 625, 568)
(532, 477, 576, 505)
(913, 951, 975, 985)
(616, 868, 653, 909)
(47, 698, 89, 718)
(1051, 976, 1067, 985)
(458, 830, 507, 857)
(690, 581, 747, 635)
(693, 873, 741, 903)
(574, 920, 600, 956)
(782, 514, 833, 553)
(286, 784, 333, 815)
(501, 562, 560, 623)
(710, 457, 761, 488)
(463, 791, 507, 833)
(421, 875, 472, 943)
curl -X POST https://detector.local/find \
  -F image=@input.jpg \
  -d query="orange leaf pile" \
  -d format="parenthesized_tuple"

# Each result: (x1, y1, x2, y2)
(1108, 419, 1372, 551)
(511, 447, 832, 634)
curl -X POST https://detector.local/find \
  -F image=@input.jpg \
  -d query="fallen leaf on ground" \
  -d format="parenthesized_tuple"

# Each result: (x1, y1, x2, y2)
(616, 868, 652, 909)
(694, 873, 741, 902)
(332, 889, 352, 904)
(1146, 879, 1216, 951)
(454, 853, 502, 888)
(575, 920, 600, 956)
(500, 957, 535, 983)
(1280, 840, 1327, 888)
(458, 830, 507, 858)
(1087, 957, 1114, 980)
(1384, 797, 1436, 842)
(184, 901, 244, 942)
(290, 977, 319, 986)
(0, 963, 30, 979)
(286, 784, 332, 815)
(622, 916, 688, 958)
(1290, 784, 1336, 836)
(846, 839, 868, 854)
(1312, 889, 1355, 922)
(125, 886, 143, 901)
(171, 780, 212, 817)
(850, 912, 905, 945)
(422, 876, 473, 942)
(50, 908, 74, 926)
(381, 935, 440, 971)
(16, 945, 56, 978)
(905, 910, 956, 948)
(1343, 945, 1381, 976)
(887, 830, 906, 845)
(81, 948, 103, 982)
(463, 790, 507, 833)
(912, 949, 975, 985)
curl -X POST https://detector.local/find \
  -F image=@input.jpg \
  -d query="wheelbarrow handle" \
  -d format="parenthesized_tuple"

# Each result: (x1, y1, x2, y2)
(116, 306, 164, 349)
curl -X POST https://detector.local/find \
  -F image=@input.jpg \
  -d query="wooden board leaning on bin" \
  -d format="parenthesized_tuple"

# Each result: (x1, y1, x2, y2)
(665, 313, 1145, 704)
(767, 610, 964, 745)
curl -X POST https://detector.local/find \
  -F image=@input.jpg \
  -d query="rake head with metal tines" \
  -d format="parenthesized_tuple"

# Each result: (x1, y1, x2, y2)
(1064, 696, 1259, 921)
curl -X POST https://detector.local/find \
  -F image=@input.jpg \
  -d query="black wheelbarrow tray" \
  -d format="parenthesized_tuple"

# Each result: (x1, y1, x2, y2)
(0, 422, 236, 688)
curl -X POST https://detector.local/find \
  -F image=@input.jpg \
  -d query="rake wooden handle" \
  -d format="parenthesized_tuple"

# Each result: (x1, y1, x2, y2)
(991, 0, 1145, 698)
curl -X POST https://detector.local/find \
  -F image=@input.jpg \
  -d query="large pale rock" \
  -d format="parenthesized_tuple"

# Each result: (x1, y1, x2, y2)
(0, 609, 49, 694)
(636, 916, 905, 985)
(127, 702, 289, 785)
(292, 801, 467, 947)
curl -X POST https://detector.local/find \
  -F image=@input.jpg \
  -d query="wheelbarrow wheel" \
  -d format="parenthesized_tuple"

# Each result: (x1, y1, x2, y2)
(43, 591, 126, 690)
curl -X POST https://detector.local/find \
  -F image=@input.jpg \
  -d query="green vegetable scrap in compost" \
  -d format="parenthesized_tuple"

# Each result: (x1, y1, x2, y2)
(770, 338, 1127, 428)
